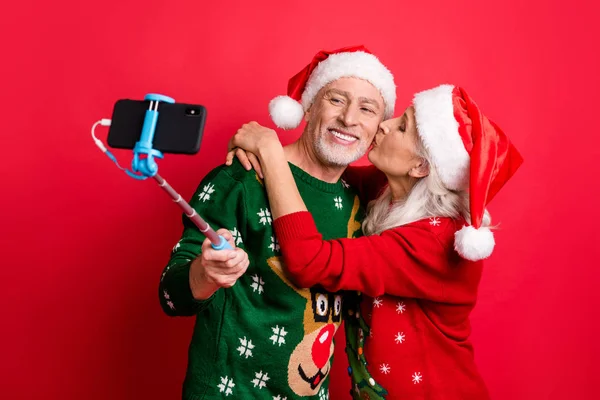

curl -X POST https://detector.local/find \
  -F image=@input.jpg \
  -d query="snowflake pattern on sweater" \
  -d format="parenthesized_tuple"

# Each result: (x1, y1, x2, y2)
(159, 160, 365, 400)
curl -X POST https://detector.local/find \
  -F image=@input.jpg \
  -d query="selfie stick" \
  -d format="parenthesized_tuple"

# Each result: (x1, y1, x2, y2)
(115, 93, 231, 251)
(154, 174, 231, 250)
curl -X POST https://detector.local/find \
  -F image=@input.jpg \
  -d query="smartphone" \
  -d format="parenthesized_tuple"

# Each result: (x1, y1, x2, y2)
(107, 99, 207, 154)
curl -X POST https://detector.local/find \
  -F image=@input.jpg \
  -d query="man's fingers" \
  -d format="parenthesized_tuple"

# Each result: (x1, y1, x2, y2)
(216, 228, 232, 241)
(240, 258, 250, 273)
(206, 253, 249, 287)
(227, 254, 250, 277)
(201, 237, 214, 252)
(215, 228, 236, 248)
(225, 249, 246, 268)
(237, 252, 250, 274)
(202, 240, 237, 262)
(202, 237, 233, 255)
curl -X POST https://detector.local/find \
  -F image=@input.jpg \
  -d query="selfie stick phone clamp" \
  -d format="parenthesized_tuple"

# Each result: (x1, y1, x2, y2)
(126, 93, 173, 180)
(126, 93, 232, 251)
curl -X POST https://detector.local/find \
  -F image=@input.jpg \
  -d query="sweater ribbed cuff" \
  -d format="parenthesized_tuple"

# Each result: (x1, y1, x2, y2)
(273, 211, 319, 243)
(167, 261, 213, 314)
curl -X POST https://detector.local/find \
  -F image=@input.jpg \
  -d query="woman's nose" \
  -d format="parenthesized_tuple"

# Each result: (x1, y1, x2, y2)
(378, 122, 390, 134)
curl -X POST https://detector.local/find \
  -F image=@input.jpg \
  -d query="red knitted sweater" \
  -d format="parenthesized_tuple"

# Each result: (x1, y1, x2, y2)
(272, 165, 490, 399)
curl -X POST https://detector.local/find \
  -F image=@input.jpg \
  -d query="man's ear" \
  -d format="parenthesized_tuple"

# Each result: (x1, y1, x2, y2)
(409, 159, 430, 179)
(304, 105, 312, 122)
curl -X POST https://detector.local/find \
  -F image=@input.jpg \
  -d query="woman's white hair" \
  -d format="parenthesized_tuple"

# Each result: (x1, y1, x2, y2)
(361, 134, 491, 236)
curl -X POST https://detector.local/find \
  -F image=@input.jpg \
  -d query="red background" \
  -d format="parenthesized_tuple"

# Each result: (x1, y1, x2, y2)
(2, 1, 599, 399)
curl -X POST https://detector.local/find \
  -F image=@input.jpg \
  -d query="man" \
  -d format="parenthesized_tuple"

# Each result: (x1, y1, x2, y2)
(159, 45, 396, 399)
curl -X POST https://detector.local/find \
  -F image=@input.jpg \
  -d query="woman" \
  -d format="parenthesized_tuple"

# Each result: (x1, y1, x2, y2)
(227, 84, 523, 399)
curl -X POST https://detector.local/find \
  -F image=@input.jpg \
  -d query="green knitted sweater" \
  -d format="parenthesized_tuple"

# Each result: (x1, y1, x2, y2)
(159, 159, 364, 400)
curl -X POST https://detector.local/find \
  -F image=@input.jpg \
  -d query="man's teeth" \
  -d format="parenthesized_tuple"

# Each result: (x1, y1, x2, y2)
(331, 130, 357, 142)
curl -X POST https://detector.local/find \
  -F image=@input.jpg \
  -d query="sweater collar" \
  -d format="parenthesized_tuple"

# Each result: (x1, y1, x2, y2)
(288, 162, 345, 194)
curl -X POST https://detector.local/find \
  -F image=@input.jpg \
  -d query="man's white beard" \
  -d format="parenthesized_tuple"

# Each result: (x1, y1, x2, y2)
(314, 132, 370, 167)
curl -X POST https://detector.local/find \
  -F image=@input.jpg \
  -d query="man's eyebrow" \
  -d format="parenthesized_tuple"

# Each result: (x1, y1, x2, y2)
(326, 89, 382, 109)
(327, 89, 350, 97)
(359, 97, 382, 109)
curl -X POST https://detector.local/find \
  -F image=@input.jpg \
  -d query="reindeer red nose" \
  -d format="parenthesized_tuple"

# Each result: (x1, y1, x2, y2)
(311, 324, 335, 369)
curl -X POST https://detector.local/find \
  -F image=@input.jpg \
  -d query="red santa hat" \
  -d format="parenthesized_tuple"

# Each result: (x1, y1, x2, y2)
(269, 45, 396, 130)
(412, 84, 523, 261)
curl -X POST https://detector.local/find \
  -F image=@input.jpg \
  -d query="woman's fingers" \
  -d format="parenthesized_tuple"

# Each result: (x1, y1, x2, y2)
(235, 148, 253, 170)
(247, 152, 263, 179)
(225, 149, 236, 166)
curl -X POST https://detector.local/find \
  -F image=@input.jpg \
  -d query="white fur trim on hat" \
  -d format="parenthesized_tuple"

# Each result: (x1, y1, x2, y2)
(454, 225, 495, 261)
(269, 95, 305, 130)
(301, 51, 396, 120)
(413, 84, 470, 191)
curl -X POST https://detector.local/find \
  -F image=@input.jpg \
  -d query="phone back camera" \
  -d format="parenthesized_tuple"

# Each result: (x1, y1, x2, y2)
(185, 107, 201, 117)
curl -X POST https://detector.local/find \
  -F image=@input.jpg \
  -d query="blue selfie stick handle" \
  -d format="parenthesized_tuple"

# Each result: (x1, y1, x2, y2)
(212, 235, 233, 250)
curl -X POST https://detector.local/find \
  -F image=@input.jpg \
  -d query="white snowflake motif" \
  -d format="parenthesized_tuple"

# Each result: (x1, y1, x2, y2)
(217, 376, 235, 396)
(273, 396, 287, 400)
(231, 227, 243, 246)
(334, 196, 343, 209)
(237, 336, 255, 358)
(429, 217, 441, 227)
(395, 332, 406, 344)
(252, 371, 270, 389)
(396, 301, 406, 314)
(172, 241, 181, 252)
(258, 208, 273, 225)
(318, 386, 329, 400)
(269, 236, 280, 253)
(166, 300, 175, 310)
(163, 290, 170, 300)
(412, 372, 423, 384)
(341, 179, 350, 189)
(270, 325, 288, 346)
(373, 297, 383, 308)
(250, 275, 265, 294)
(380, 363, 391, 375)
(198, 183, 215, 202)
